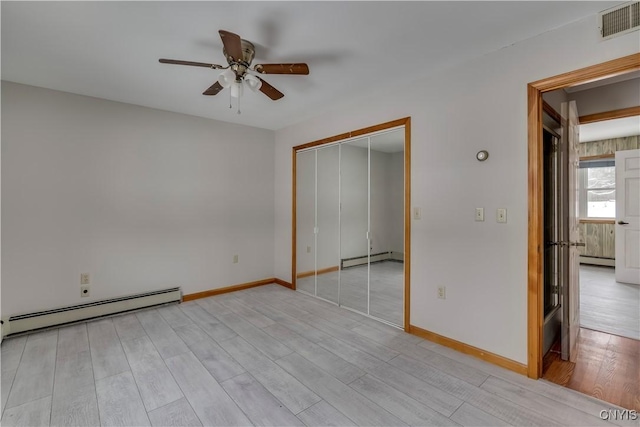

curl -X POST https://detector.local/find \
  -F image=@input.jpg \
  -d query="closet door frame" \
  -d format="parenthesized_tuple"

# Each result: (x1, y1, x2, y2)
(292, 117, 411, 330)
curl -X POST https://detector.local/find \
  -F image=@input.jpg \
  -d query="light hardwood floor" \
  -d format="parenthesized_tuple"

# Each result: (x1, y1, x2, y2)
(543, 328, 640, 412)
(1, 284, 634, 426)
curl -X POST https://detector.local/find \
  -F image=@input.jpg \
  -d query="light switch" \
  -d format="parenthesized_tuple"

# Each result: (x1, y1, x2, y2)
(497, 208, 507, 223)
(475, 208, 484, 222)
(413, 207, 421, 220)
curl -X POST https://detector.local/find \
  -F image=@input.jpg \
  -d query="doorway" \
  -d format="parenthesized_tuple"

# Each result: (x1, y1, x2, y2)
(528, 54, 640, 410)
(527, 53, 640, 379)
(538, 92, 640, 410)
(292, 118, 411, 330)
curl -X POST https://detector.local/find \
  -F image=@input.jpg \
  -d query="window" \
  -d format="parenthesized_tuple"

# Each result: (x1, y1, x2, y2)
(579, 159, 615, 218)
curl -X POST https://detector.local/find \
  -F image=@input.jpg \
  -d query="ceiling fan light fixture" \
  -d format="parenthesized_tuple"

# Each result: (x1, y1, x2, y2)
(244, 74, 262, 92)
(217, 69, 236, 88)
(230, 81, 244, 98)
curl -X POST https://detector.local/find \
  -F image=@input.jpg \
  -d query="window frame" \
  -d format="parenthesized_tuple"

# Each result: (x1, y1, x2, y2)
(578, 156, 616, 219)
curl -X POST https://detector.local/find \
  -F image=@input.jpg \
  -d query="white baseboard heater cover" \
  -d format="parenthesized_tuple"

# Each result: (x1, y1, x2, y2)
(579, 256, 615, 267)
(2, 287, 181, 338)
(341, 251, 404, 269)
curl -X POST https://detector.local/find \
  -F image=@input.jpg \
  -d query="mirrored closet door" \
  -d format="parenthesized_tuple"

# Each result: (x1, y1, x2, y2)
(340, 137, 370, 315)
(295, 146, 340, 304)
(369, 132, 405, 325)
(294, 125, 406, 327)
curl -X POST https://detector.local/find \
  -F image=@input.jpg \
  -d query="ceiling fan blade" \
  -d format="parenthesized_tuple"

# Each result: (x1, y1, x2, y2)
(159, 58, 223, 69)
(256, 77, 284, 100)
(219, 30, 243, 61)
(254, 63, 309, 75)
(203, 82, 224, 96)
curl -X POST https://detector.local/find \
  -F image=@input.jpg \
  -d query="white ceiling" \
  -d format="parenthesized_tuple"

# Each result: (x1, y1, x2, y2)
(1, 1, 618, 131)
(580, 116, 640, 142)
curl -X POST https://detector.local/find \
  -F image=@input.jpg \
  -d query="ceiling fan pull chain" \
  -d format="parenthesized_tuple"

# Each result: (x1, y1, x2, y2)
(237, 93, 241, 115)
(229, 90, 232, 109)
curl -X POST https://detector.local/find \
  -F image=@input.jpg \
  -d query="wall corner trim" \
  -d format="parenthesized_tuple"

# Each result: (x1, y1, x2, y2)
(274, 278, 294, 289)
(408, 324, 528, 376)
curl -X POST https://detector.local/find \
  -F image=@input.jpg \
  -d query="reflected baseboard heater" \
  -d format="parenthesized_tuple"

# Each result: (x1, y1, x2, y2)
(1, 287, 181, 338)
(341, 251, 404, 269)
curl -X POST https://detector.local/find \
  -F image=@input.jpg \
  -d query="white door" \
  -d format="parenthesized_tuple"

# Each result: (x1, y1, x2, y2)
(561, 101, 581, 362)
(615, 149, 640, 285)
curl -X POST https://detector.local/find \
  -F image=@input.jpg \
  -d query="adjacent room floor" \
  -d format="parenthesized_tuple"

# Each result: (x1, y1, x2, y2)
(542, 265, 640, 411)
(1, 284, 631, 426)
(580, 265, 640, 340)
(543, 328, 640, 411)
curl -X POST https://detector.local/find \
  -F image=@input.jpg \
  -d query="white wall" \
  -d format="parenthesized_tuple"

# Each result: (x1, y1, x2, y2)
(274, 15, 639, 364)
(371, 148, 404, 256)
(542, 89, 569, 116)
(2, 82, 275, 317)
(568, 78, 640, 115)
(388, 151, 405, 255)
(316, 145, 340, 270)
(296, 142, 403, 273)
(295, 150, 316, 274)
(340, 144, 369, 259)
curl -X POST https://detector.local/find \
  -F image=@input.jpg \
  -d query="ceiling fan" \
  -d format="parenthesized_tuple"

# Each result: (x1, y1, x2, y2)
(159, 30, 309, 106)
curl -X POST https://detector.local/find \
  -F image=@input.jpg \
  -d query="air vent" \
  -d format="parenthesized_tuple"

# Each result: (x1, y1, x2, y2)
(599, 1, 640, 39)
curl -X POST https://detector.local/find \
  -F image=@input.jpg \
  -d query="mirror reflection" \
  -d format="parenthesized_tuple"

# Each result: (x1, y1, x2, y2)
(316, 145, 340, 303)
(340, 138, 370, 314)
(295, 150, 316, 296)
(369, 130, 405, 325)
(295, 127, 405, 327)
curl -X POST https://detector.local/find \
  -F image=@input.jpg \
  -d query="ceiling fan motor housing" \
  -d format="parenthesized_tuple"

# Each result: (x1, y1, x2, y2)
(224, 39, 255, 77)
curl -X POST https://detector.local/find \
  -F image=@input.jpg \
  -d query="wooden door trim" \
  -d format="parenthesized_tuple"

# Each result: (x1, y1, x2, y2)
(292, 117, 412, 331)
(579, 106, 640, 124)
(404, 118, 412, 330)
(291, 148, 298, 290)
(542, 101, 562, 125)
(527, 53, 640, 379)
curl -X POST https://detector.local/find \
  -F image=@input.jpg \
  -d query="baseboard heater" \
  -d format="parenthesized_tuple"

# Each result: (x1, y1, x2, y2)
(579, 255, 615, 267)
(341, 251, 404, 269)
(1, 287, 181, 338)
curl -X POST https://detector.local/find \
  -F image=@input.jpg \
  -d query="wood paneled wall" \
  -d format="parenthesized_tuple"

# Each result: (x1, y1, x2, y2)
(578, 222, 615, 259)
(579, 135, 638, 156)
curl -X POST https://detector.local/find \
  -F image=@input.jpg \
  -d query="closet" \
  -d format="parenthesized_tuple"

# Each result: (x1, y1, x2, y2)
(294, 125, 407, 327)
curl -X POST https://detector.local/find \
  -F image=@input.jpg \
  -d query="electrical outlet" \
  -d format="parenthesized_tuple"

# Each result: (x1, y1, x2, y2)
(80, 286, 90, 297)
(233, 254, 239, 264)
(475, 208, 484, 222)
(437, 286, 446, 299)
(80, 273, 90, 285)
